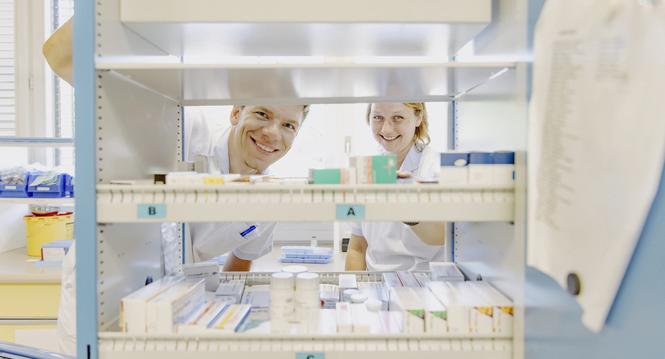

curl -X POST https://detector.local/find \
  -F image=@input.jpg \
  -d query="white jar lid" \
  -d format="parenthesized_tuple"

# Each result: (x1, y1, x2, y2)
(365, 298, 382, 312)
(282, 265, 308, 274)
(350, 293, 368, 304)
(271, 272, 294, 290)
(296, 272, 320, 290)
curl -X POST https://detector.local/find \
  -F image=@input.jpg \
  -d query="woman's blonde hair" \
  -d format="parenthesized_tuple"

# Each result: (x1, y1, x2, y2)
(366, 102, 430, 151)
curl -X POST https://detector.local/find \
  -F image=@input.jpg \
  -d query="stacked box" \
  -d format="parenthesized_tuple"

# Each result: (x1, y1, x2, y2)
(120, 276, 184, 334)
(350, 154, 397, 184)
(146, 279, 206, 334)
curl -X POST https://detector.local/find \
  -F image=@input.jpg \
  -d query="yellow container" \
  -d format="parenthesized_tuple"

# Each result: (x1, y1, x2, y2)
(24, 213, 74, 257)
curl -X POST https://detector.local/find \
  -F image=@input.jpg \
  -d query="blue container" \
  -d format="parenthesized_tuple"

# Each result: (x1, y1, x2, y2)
(469, 151, 493, 164)
(65, 175, 74, 197)
(28, 172, 67, 198)
(493, 151, 515, 164)
(0, 173, 31, 198)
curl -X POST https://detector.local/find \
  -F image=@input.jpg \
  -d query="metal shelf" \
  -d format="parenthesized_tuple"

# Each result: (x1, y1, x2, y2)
(99, 332, 511, 359)
(119, 0, 490, 58)
(96, 61, 514, 105)
(0, 197, 74, 206)
(96, 183, 514, 223)
(0, 137, 74, 147)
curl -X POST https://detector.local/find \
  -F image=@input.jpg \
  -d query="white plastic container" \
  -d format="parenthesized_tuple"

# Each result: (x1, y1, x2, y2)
(492, 151, 515, 188)
(295, 272, 321, 333)
(468, 152, 494, 187)
(270, 272, 295, 333)
(439, 152, 469, 186)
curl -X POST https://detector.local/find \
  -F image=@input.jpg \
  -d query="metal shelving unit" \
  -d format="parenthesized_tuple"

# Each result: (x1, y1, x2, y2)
(74, 0, 530, 358)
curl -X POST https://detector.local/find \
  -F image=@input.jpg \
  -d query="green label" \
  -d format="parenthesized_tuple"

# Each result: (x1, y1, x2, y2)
(336, 204, 365, 220)
(137, 204, 166, 219)
(296, 353, 324, 359)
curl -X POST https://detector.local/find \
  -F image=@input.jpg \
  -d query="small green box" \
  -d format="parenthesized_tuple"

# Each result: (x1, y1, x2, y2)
(310, 168, 341, 184)
(372, 154, 397, 184)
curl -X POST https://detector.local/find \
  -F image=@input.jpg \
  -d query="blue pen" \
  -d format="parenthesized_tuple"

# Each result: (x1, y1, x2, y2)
(240, 225, 257, 238)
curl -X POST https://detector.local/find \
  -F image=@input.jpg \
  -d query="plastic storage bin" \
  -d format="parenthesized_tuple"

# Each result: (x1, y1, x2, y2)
(65, 175, 75, 197)
(27, 172, 68, 198)
(24, 212, 74, 257)
(0, 173, 31, 198)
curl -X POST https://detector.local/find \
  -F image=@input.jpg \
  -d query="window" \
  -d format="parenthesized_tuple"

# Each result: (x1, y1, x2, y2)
(49, 0, 74, 167)
(0, 0, 15, 137)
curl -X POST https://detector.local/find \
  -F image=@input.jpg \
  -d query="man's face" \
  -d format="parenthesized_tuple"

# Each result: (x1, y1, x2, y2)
(230, 105, 305, 172)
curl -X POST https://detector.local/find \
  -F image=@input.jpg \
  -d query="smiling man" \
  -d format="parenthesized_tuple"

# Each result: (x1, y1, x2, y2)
(189, 104, 309, 271)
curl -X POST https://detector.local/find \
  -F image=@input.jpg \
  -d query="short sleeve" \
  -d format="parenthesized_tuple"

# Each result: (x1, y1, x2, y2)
(232, 222, 276, 260)
(349, 221, 364, 237)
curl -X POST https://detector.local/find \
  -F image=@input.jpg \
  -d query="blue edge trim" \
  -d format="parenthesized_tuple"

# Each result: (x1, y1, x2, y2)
(74, 0, 97, 358)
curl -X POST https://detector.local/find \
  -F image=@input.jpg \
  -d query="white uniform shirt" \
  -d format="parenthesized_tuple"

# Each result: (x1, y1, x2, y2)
(350, 143, 445, 271)
(188, 112, 274, 262)
(56, 110, 274, 356)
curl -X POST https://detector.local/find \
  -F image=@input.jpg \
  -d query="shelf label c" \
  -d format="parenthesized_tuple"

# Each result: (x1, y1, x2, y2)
(336, 204, 365, 220)
(296, 353, 325, 359)
(137, 204, 166, 219)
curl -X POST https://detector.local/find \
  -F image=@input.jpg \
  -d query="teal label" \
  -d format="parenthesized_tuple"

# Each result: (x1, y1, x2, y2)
(296, 353, 325, 359)
(137, 204, 166, 219)
(336, 204, 365, 220)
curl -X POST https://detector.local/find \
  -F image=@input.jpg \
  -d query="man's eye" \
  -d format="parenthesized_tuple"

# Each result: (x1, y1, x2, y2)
(372, 115, 384, 121)
(255, 111, 269, 119)
(284, 123, 296, 131)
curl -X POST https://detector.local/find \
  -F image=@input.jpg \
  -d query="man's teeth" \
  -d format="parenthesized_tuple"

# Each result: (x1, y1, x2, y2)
(256, 142, 276, 152)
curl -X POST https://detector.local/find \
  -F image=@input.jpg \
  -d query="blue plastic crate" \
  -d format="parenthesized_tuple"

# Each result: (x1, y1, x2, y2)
(65, 175, 74, 197)
(27, 172, 67, 198)
(0, 173, 31, 198)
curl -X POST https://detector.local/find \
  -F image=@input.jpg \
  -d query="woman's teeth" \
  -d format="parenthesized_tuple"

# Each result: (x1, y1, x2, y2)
(382, 135, 399, 141)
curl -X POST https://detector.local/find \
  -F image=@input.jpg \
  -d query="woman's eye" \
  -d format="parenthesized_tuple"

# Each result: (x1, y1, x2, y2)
(393, 115, 404, 121)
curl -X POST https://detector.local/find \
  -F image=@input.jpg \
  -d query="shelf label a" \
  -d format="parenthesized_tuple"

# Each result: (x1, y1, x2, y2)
(336, 204, 365, 220)
(137, 204, 166, 219)
(296, 353, 325, 359)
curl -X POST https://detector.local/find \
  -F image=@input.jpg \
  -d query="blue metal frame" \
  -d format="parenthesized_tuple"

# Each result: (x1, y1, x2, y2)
(526, 163, 665, 358)
(73, 0, 97, 358)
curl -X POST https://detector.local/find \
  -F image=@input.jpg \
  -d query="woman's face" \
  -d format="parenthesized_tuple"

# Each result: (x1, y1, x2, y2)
(369, 103, 421, 156)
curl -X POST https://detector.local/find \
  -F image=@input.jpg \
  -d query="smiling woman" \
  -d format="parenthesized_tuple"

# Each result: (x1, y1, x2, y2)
(346, 102, 445, 272)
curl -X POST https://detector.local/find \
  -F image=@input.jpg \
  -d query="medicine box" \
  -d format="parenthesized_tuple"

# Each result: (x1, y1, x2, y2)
(439, 152, 469, 186)
(120, 276, 184, 334)
(215, 279, 246, 304)
(41, 240, 73, 262)
(468, 152, 494, 187)
(146, 278, 206, 334)
(372, 154, 397, 184)
(389, 287, 425, 333)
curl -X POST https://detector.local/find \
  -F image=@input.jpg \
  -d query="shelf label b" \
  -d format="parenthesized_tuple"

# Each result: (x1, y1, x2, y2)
(138, 204, 166, 219)
(336, 204, 365, 220)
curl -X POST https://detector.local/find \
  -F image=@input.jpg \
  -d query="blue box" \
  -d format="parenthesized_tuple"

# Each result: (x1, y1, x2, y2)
(28, 173, 67, 198)
(0, 173, 31, 198)
(65, 175, 74, 197)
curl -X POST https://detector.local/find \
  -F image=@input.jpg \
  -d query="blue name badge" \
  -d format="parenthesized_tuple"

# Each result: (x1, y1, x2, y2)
(336, 204, 365, 220)
(137, 204, 166, 219)
(296, 353, 325, 359)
